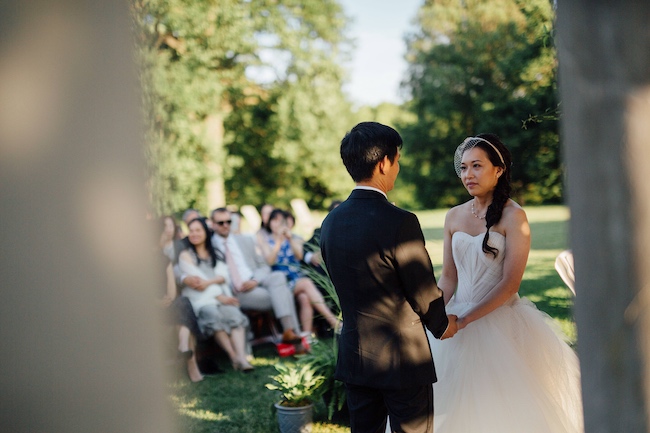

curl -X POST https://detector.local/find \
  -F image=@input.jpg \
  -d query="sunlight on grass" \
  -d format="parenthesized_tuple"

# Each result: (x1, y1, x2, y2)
(170, 395, 230, 421)
(556, 319, 577, 344)
(177, 408, 229, 422)
(169, 395, 198, 409)
(525, 205, 570, 222)
(250, 356, 280, 367)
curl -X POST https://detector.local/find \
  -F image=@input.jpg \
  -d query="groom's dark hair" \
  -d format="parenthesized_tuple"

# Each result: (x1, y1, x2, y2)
(340, 122, 403, 182)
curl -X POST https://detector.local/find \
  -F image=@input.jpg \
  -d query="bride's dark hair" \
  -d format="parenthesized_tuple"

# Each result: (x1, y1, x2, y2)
(475, 133, 511, 257)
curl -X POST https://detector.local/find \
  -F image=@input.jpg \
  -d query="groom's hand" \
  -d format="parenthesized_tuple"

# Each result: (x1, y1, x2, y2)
(440, 314, 458, 340)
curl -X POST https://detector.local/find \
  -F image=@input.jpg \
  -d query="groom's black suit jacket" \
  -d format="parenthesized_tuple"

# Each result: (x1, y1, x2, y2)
(321, 189, 448, 389)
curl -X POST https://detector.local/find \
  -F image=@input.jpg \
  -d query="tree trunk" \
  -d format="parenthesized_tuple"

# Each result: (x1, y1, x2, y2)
(557, 1, 650, 431)
(0, 1, 174, 432)
(205, 112, 226, 210)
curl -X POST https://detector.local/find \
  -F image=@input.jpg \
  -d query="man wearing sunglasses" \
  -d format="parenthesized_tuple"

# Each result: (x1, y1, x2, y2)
(211, 207, 302, 344)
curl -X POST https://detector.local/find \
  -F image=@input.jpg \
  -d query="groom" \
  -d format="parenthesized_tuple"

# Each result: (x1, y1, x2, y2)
(320, 122, 457, 433)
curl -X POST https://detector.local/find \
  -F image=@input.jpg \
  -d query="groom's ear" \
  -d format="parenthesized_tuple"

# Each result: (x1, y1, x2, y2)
(378, 155, 389, 175)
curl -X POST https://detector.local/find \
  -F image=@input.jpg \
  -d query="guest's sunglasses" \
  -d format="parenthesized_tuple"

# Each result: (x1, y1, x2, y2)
(214, 220, 232, 226)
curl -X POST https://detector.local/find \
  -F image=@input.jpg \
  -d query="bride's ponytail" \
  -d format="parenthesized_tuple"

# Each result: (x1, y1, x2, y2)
(478, 134, 512, 257)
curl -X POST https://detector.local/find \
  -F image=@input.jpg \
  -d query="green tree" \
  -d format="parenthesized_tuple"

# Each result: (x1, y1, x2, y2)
(134, 0, 255, 214)
(401, 0, 559, 208)
(133, 0, 353, 215)
(352, 103, 420, 209)
(224, 0, 354, 210)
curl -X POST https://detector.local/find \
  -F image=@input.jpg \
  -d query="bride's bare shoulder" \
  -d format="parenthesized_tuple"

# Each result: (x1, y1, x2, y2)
(502, 199, 529, 230)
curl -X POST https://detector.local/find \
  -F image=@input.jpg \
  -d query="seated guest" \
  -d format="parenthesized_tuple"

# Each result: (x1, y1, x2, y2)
(257, 209, 340, 336)
(229, 210, 243, 235)
(255, 203, 275, 248)
(302, 200, 342, 313)
(283, 209, 307, 246)
(303, 200, 342, 275)
(182, 208, 201, 227)
(210, 208, 303, 344)
(160, 260, 206, 382)
(153, 217, 209, 382)
(159, 215, 180, 262)
(178, 217, 254, 372)
(172, 208, 202, 264)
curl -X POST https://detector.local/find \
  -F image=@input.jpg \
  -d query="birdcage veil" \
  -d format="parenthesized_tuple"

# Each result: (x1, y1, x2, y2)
(453, 136, 505, 177)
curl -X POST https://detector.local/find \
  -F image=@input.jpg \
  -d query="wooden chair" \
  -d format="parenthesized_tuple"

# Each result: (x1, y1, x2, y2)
(243, 309, 281, 346)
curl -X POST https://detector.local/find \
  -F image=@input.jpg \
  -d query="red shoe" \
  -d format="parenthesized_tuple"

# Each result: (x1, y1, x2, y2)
(276, 343, 296, 357)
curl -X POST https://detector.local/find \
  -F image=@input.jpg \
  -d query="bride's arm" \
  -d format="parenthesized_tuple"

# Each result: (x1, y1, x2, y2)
(438, 209, 458, 305)
(457, 205, 530, 329)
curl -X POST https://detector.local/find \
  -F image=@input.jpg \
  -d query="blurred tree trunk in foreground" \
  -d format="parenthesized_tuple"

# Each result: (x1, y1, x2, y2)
(557, 1, 650, 431)
(0, 1, 173, 432)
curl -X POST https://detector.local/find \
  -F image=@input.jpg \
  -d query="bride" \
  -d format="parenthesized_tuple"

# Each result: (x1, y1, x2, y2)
(424, 134, 583, 433)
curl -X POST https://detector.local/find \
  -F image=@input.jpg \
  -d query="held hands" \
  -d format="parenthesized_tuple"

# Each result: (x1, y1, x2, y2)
(183, 275, 202, 290)
(273, 231, 286, 244)
(440, 314, 459, 340)
(239, 279, 257, 292)
(185, 275, 226, 291)
(195, 278, 212, 291)
(217, 294, 240, 306)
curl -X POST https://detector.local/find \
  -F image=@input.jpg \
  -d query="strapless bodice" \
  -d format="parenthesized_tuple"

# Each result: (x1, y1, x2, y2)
(452, 231, 507, 303)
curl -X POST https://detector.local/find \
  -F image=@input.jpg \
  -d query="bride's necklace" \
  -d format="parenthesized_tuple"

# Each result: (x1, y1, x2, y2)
(471, 199, 486, 220)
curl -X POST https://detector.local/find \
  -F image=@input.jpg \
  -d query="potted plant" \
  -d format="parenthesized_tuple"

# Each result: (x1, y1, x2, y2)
(298, 262, 348, 422)
(296, 338, 347, 422)
(266, 363, 325, 433)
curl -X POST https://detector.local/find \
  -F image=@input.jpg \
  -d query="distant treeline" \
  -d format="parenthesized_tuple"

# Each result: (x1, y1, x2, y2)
(133, 0, 560, 215)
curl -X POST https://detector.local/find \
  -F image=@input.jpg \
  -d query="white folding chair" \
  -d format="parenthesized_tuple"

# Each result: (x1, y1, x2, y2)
(554, 249, 576, 296)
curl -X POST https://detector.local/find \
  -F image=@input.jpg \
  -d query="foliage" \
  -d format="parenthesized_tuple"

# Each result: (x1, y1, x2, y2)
(301, 260, 341, 316)
(400, 0, 560, 209)
(266, 363, 326, 407)
(133, 0, 566, 216)
(351, 103, 421, 209)
(297, 339, 346, 420)
(298, 261, 345, 420)
(132, 0, 354, 215)
(223, 0, 356, 210)
(133, 0, 248, 214)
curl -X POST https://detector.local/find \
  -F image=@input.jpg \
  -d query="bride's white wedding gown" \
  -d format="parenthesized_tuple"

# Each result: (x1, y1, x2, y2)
(427, 231, 583, 433)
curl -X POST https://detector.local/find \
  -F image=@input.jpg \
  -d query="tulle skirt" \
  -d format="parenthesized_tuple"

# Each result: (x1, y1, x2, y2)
(429, 295, 584, 433)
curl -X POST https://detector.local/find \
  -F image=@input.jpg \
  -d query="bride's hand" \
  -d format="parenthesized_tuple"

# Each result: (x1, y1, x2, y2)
(441, 314, 458, 340)
(457, 316, 468, 330)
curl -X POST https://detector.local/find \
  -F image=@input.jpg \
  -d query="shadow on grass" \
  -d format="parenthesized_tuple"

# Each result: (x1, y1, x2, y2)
(169, 341, 350, 433)
(520, 271, 574, 322)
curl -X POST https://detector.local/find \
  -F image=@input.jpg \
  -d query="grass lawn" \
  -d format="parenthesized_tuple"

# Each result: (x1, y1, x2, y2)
(166, 205, 574, 433)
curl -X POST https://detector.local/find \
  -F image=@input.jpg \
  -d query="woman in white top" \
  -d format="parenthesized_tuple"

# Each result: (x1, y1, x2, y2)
(178, 217, 253, 372)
